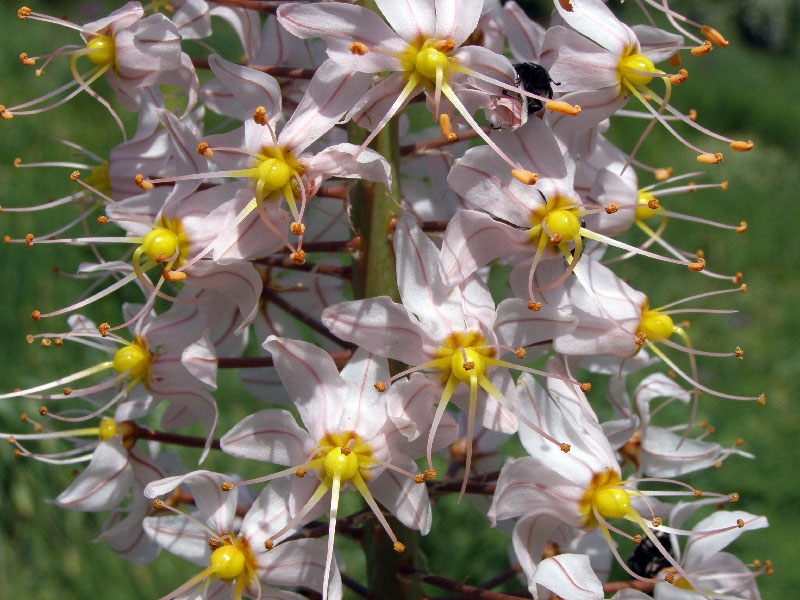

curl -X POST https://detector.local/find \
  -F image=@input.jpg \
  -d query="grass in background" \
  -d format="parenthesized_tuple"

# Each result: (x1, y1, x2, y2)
(1, 1, 798, 598)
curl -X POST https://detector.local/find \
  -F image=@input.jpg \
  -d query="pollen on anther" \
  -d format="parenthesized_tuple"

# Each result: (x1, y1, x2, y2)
(414, 474, 425, 484)
(295, 467, 307, 477)
(19, 52, 34, 66)
(516, 347, 526, 359)
(694, 489, 703, 498)
(737, 518, 745, 528)
(63, 387, 72, 396)
(31, 309, 41, 322)
(349, 41, 369, 55)
(17, 6, 31, 19)
(652, 517, 663, 527)
(41, 338, 52, 348)
(688, 109, 698, 121)
(691, 40, 713, 56)
(70, 171, 80, 182)
(25, 233, 34, 247)
(39, 406, 48, 416)
(632, 534, 643, 544)
(393, 542, 406, 553)
(0, 106, 13, 120)
(208, 538, 221, 549)
(163, 269, 187, 282)
(196, 141, 213, 157)
(463, 361, 475, 371)
(655, 167, 673, 180)
(634, 332, 646, 346)
(669, 69, 688, 85)
(605, 203, 619, 214)
(290, 222, 305, 236)
(153, 498, 165, 510)
(252, 106, 268, 126)
(757, 394, 766, 406)
(527, 301, 542, 311)
(4, 236, 10, 244)
(735, 346, 743, 359)
(221, 481, 234, 491)
(264, 539, 274, 550)
(688, 257, 706, 272)
(580, 382, 592, 392)
(424, 469, 437, 480)
(665, 573, 676, 584)
(374, 382, 386, 393)
(290, 250, 306, 265)
(13, 449, 21, 459)
(560, 442, 571, 453)
(97, 215, 108, 225)
(134, 174, 153, 190)
(729, 492, 740, 503)
(736, 221, 748, 233)
(648, 198, 660, 210)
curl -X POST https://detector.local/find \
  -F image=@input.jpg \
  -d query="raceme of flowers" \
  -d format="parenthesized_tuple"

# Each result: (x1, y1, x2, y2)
(2, 1, 771, 599)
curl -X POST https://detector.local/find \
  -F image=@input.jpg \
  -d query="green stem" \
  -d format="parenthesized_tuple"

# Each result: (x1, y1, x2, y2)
(348, 119, 402, 302)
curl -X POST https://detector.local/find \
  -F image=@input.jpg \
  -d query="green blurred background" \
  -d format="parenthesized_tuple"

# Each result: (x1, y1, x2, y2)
(1, 0, 798, 598)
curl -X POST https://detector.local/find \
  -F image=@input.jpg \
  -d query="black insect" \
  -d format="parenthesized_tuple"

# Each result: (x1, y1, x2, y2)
(626, 531, 673, 580)
(512, 62, 558, 114)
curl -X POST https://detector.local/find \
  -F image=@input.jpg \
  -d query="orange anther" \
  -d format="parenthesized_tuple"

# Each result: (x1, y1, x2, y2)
(691, 40, 713, 56)
(512, 168, 538, 185)
(688, 257, 706, 272)
(290, 222, 305, 236)
(433, 38, 455, 53)
(527, 301, 542, 311)
(667, 53, 681, 67)
(97, 215, 108, 225)
(669, 69, 688, 85)
(736, 221, 747, 233)
(290, 250, 306, 265)
(134, 174, 153, 190)
(374, 382, 386, 392)
(163, 269, 187, 282)
(98, 322, 110, 337)
(31, 309, 41, 322)
(515, 347, 526, 359)
(439, 113, 458, 142)
(654, 167, 673, 180)
(580, 382, 592, 392)
(221, 482, 234, 491)
(604, 203, 619, 214)
(196, 141, 213, 157)
(701, 25, 729, 47)
(393, 542, 405, 553)
(696, 153, 723, 165)
(25, 233, 34, 247)
(349, 41, 369, 55)
(730, 140, 754, 152)
(19, 53, 35, 66)
(253, 106, 268, 126)
(560, 442, 571, 453)
(545, 100, 581, 115)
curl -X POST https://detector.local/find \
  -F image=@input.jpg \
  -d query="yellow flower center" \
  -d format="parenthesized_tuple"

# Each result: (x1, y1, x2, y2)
(140, 217, 190, 266)
(529, 196, 582, 245)
(639, 306, 675, 341)
(315, 431, 373, 483)
(618, 50, 656, 89)
(85, 35, 115, 67)
(210, 544, 247, 580)
(112, 335, 152, 380)
(399, 38, 457, 88)
(579, 470, 631, 527)
(98, 416, 119, 440)
(433, 331, 495, 384)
